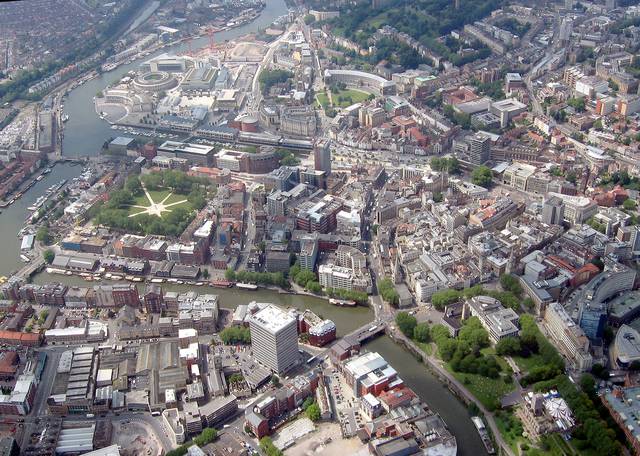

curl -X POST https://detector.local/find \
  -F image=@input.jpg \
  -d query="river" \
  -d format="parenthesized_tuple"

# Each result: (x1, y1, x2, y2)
(0, 0, 293, 272)
(0, 163, 84, 276)
(61, 0, 291, 158)
(3, 0, 485, 451)
(30, 273, 373, 337)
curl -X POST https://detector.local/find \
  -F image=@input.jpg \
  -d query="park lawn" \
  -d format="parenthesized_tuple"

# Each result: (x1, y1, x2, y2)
(445, 364, 515, 410)
(316, 92, 330, 109)
(414, 340, 433, 356)
(133, 189, 171, 207)
(332, 88, 370, 107)
(129, 188, 192, 218)
(544, 434, 581, 456)
(163, 192, 189, 205)
(512, 353, 546, 374)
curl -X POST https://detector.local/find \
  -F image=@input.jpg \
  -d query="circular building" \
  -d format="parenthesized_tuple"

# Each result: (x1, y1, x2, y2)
(133, 71, 178, 92)
(614, 324, 640, 368)
(240, 115, 259, 133)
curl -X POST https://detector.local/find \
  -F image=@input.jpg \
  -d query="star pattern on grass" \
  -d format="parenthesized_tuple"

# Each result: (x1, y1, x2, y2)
(129, 187, 188, 218)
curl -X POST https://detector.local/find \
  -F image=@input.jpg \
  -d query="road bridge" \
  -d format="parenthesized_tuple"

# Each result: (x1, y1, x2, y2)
(343, 321, 386, 344)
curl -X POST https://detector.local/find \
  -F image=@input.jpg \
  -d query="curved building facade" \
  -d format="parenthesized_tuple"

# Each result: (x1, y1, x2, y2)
(614, 324, 640, 368)
(133, 71, 179, 92)
(324, 69, 396, 96)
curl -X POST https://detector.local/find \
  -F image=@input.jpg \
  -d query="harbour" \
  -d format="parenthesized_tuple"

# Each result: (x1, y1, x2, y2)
(0, 0, 488, 453)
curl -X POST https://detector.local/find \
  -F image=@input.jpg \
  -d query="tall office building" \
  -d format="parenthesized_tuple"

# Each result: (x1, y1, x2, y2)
(542, 196, 565, 225)
(468, 133, 491, 165)
(314, 140, 331, 175)
(249, 304, 299, 374)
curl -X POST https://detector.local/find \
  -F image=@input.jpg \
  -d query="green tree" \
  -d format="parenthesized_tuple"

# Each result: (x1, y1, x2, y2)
(302, 397, 315, 410)
(294, 270, 316, 287)
(219, 326, 251, 344)
(623, 199, 637, 211)
(43, 249, 55, 264)
(378, 278, 399, 306)
(471, 165, 493, 187)
(396, 312, 417, 337)
(567, 97, 586, 112)
(271, 374, 280, 387)
(413, 322, 430, 343)
(306, 402, 321, 421)
(36, 226, 52, 245)
(258, 69, 293, 95)
(495, 337, 521, 356)
(125, 175, 142, 196)
(225, 268, 236, 281)
(306, 281, 322, 293)
(193, 427, 217, 446)
(431, 289, 462, 310)
(499, 274, 522, 297)
(260, 437, 283, 456)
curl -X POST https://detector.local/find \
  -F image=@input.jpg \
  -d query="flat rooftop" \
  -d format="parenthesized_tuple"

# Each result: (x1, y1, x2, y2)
(249, 304, 296, 334)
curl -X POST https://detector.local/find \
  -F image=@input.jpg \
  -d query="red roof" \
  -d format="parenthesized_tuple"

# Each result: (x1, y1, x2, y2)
(0, 330, 41, 344)
(378, 386, 417, 409)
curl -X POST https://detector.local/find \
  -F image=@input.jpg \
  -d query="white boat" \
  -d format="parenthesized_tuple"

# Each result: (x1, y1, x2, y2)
(236, 283, 258, 290)
(150, 278, 164, 283)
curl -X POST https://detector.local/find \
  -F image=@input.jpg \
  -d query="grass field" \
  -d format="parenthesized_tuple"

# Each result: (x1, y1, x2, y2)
(316, 92, 330, 109)
(331, 88, 371, 107)
(446, 364, 515, 410)
(316, 89, 371, 109)
(512, 353, 545, 374)
(128, 189, 192, 219)
(414, 341, 433, 356)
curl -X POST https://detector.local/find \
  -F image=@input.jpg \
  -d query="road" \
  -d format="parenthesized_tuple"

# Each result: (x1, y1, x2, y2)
(247, 26, 295, 114)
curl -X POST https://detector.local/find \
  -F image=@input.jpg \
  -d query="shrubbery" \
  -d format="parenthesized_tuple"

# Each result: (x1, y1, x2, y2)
(220, 326, 251, 344)
(378, 278, 399, 306)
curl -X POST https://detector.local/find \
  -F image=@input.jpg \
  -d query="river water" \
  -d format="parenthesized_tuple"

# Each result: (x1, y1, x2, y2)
(0, 0, 486, 452)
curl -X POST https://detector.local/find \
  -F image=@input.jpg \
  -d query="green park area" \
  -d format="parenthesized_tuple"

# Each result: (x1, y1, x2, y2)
(397, 293, 619, 456)
(93, 170, 211, 237)
(316, 88, 372, 110)
(128, 189, 192, 219)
